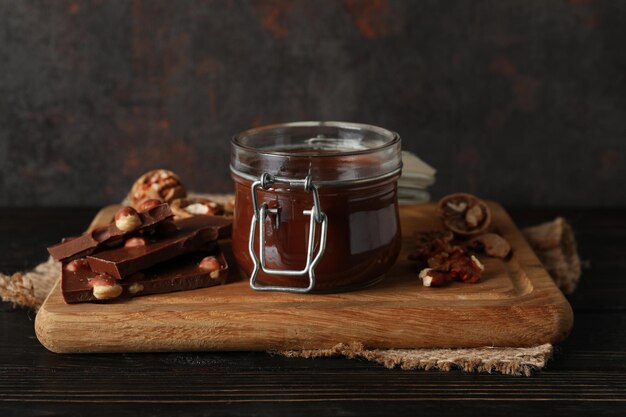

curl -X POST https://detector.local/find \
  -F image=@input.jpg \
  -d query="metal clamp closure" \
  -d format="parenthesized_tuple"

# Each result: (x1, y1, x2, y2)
(248, 173, 328, 293)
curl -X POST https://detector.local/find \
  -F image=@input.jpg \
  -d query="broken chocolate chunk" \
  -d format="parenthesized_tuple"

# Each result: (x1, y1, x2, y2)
(62, 249, 228, 304)
(47, 203, 173, 262)
(86, 215, 231, 279)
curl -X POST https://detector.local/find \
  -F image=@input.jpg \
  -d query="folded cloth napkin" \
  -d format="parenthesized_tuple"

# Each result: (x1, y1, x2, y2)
(398, 151, 437, 204)
(0, 203, 580, 376)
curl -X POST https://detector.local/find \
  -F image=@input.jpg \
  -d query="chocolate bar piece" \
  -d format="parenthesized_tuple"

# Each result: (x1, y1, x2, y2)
(61, 249, 228, 303)
(47, 204, 173, 261)
(86, 215, 231, 279)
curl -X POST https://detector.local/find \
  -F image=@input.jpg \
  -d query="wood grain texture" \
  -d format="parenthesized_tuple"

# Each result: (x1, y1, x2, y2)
(34, 203, 573, 353)
(1, 207, 624, 416)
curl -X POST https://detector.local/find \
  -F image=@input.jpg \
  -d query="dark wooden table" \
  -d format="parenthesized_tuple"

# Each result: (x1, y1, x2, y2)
(1, 207, 625, 416)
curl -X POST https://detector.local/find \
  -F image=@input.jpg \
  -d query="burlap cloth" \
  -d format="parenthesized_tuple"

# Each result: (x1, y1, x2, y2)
(0, 201, 581, 376)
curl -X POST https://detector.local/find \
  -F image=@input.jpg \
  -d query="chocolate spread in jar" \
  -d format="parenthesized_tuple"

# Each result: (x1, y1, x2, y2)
(230, 121, 403, 293)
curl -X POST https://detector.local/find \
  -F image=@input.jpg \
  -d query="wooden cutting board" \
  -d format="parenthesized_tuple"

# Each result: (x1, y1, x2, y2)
(35, 203, 573, 353)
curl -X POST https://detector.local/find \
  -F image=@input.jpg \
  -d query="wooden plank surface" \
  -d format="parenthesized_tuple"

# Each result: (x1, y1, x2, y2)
(0, 207, 623, 416)
(34, 203, 573, 353)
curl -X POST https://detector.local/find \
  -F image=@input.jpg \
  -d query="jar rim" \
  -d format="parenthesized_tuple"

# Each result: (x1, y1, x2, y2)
(231, 121, 400, 157)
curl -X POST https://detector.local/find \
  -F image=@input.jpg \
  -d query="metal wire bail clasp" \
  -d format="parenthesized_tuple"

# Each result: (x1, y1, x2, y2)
(248, 172, 328, 293)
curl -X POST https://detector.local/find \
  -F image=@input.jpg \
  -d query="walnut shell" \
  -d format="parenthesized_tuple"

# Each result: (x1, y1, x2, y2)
(438, 193, 492, 237)
(129, 169, 187, 210)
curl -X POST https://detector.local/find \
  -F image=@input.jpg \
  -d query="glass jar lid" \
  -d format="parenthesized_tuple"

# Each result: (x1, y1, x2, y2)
(230, 121, 402, 186)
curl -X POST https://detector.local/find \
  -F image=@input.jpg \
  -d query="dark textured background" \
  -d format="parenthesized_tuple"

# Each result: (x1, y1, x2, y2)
(0, 0, 624, 207)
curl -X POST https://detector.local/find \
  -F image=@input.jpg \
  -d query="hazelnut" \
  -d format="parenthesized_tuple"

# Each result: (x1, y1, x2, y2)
(199, 256, 221, 278)
(468, 233, 512, 259)
(128, 282, 144, 294)
(65, 258, 89, 272)
(170, 198, 224, 219)
(114, 206, 142, 233)
(138, 199, 162, 212)
(185, 203, 210, 215)
(124, 236, 148, 247)
(129, 169, 186, 210)
(224, 198, 235, 215)
(89, 274, 123, 300)
(183, 203, 210, 214)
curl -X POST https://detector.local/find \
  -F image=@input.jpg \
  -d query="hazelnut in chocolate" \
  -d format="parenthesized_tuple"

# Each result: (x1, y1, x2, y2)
(62, 250, 228, 303)
(47, 203, 173, 262)
(114, 206, 141, 233)
(86, 215, 231, 279)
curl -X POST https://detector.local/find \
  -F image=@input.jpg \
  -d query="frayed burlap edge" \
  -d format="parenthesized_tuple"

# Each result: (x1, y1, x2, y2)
(522, 217, 581, 294)
(0, 256, 58, 310)
(276, 342, 553, 376)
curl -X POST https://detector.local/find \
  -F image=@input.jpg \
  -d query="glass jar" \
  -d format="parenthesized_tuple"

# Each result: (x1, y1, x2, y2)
(230, 121, 402, 293)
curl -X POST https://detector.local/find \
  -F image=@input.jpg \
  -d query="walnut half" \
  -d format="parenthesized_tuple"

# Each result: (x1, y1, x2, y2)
(129, 169, 187, 210)
(438, 193, 492, 237)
